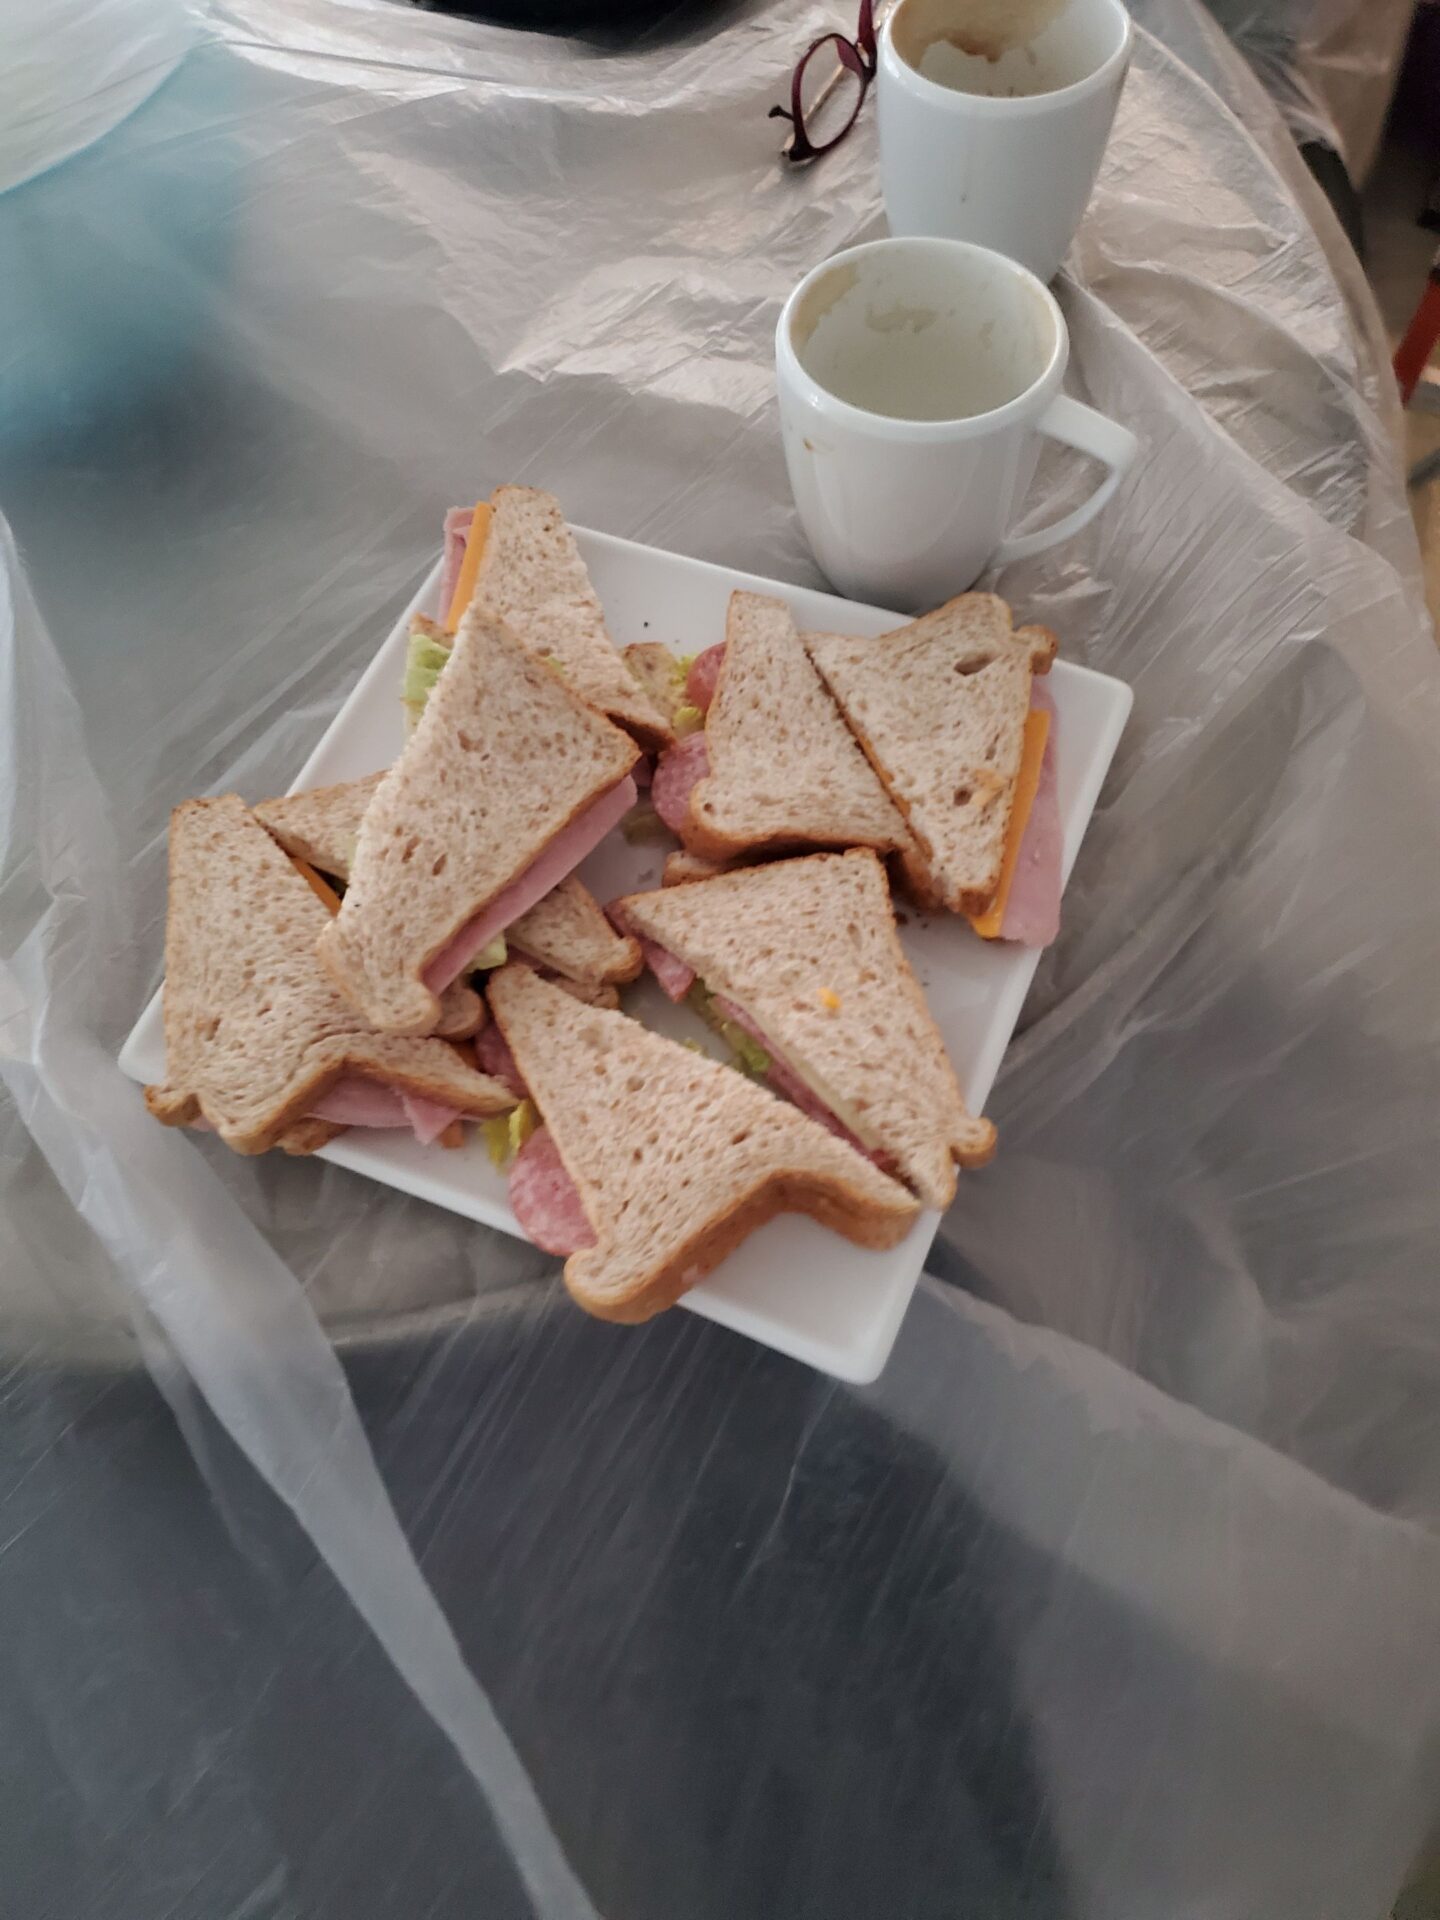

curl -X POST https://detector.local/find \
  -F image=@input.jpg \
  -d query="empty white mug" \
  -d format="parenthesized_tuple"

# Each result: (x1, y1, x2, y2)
(877, 0, 1133, 283)
(775, 235, 1137, 609)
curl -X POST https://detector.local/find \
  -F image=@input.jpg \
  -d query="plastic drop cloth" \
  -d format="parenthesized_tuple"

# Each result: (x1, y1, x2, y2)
(1200, 0, 1413, 181)
(2, 1, 1439, 1915)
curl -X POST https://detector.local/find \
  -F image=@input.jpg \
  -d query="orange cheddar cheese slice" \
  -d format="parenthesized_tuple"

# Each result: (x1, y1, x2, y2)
(444, 499, 493, 634)
(968, 706, 1050, 941)
(293, 857, 342, 914)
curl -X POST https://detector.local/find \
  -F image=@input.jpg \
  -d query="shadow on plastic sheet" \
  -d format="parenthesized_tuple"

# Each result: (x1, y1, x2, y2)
(421, 0, 755, 54)
(0, 1272, 1422, 1918)
(0, 1288, 1064, 1920)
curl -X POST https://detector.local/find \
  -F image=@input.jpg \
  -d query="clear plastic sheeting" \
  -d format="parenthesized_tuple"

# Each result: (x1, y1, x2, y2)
(1, 1, 1438, 1915)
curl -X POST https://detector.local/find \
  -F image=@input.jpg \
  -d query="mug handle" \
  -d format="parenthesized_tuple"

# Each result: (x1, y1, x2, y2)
(991, 395, 1138, 565)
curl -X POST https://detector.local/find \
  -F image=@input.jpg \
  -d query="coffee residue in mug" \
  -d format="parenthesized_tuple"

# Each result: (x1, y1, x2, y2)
(864, 301, 939, 336)
(790, 261, 860, 352)
(893, 0, 1067, 69)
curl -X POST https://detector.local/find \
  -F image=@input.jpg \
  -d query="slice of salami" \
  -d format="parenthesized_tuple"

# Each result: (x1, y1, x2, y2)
(509, 1127, 596, 1255)
(651, 731, 711, 836)
(475, 1021, 529, 1099)
(685, 643, 726, 712)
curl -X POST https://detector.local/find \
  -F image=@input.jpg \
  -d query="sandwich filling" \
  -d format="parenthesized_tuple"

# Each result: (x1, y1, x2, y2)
(652, 731, 711, 836)
(685, 643, 724, 712)
(308, 1078, 461, 1144)
(610, 899, 897, 1177)
(642, 642, 727, 834)
(967, 682, 1062, 947)
(421, 774, 639, 995)
(507, 1126, 596, 1256)
(475, 1021, 526, 1098)
(702, 990, 896, 1175)
(287, 854, 467, 1141)
(439, 504, 475, 618)
(442, 499, 494, 632)
(403, 621, 453, 732)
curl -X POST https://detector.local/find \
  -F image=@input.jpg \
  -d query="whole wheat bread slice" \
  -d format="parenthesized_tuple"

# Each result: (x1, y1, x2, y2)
(257, 779, 637, 985)
(145, 798, 514, 1154)
(685, 592, 918, 869)
(316, 607, 637, 1033)
(487, 963, 918, 1321)
(805, 595, 1056, 915)
(618, 850, 994, 1208)
(663, 849, 739, 886)
(253, 773, 480, 1039)
(473, 486, 673, 750)
(254, 775, 382, 881)
(508, 874, 641, 983)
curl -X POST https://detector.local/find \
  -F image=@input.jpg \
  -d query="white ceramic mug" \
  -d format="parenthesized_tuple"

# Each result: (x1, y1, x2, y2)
(876, 0, 1133, 283)
(775, 235, 1137, 609)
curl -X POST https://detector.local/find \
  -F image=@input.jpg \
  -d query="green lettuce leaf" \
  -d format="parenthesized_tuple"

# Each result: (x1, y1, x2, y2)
(402, 627, 453, 726)
(685, 980, 770, 1078)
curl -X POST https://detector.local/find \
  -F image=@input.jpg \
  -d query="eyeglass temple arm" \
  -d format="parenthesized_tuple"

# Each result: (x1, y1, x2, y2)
(776, 0, 896, 162)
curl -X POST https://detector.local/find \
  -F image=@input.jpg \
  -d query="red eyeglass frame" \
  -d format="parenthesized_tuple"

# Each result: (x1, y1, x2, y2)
(770, 0, 879, 164)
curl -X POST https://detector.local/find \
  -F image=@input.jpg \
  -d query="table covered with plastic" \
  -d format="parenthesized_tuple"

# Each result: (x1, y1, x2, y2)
(2, 2, 1439, 1915)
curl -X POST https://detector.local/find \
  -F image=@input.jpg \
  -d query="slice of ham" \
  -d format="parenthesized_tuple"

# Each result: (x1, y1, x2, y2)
(640, 939, 695, 1003)
(711, 994, 895, 1175)
(633, 755, 654, 791)
(651, 733, 710, 836)
(439, 506, 473, 619)
(685, 644, 725, 712)
(475, 1021, 529, 1099)
(309, 1079, 409, 1128)
(400, 1091, 463, 1146)
(606, 902, 695, 1003)
(422, 775, 638, 994)
(308, 1075, 462, 1144)
(1000, 684, 1062, 948)
(509, 1126, 596, 1255)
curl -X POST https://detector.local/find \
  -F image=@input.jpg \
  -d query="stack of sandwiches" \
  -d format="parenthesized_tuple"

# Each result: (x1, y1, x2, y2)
(146, 485, 1069, 1323)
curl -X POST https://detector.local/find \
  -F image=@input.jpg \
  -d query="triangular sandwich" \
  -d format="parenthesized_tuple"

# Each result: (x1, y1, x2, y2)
(616, 851, 994, 1209)
(316, 607, 639, 1033)
(805, 594, 1056, 916)
(486, 964, 918, 1321)
(458, 485, 673, 749)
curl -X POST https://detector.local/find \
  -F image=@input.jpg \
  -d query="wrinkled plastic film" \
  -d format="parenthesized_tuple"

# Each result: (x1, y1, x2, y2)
(0, 525, 598, 1918)
(1, 0, 1439, 1914)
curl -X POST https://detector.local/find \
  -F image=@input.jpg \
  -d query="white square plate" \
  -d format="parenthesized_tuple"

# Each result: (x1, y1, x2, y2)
(120, 529, 1130, 1383)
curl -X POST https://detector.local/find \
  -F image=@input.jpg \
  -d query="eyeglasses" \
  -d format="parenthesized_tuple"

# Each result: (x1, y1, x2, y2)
(770, 0, 879, 164)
